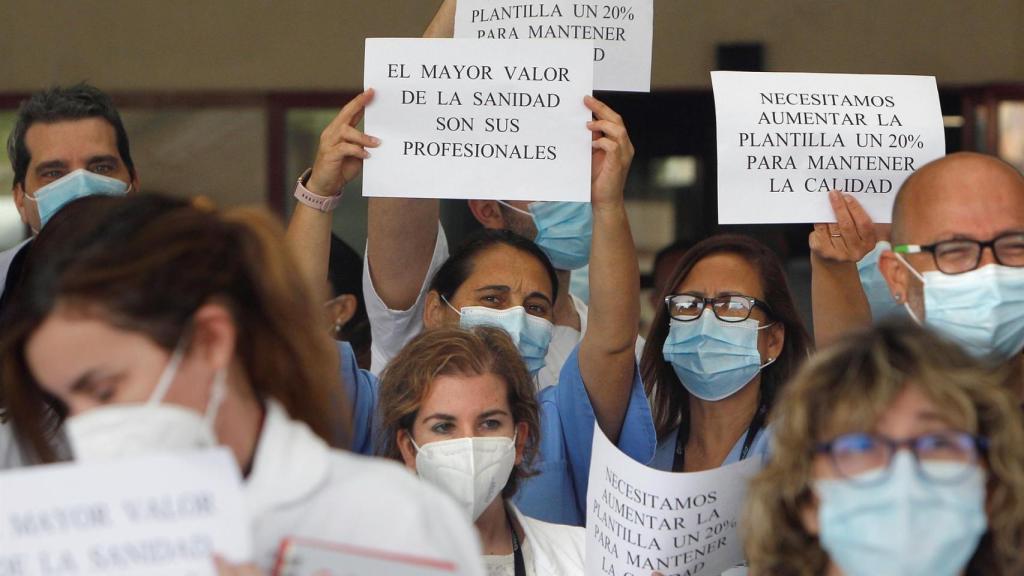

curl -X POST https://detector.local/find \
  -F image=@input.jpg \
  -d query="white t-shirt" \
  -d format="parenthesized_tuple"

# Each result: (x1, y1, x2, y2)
(364, 224, 643, 390)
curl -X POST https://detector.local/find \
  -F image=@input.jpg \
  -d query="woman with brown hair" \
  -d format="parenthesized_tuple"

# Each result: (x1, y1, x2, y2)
(641, 234, 812, 472)
(378, 325, 585, 575)
(744, 321, 1024, 576)
(0, 194, 484, 574)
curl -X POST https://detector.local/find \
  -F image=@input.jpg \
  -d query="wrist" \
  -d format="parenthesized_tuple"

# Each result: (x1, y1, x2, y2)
(294, 168, 343, 213)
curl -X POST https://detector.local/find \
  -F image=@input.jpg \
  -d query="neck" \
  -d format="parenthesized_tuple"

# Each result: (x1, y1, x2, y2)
(475, 498, 517, 555)
(553, 269, 581, 330)
(216, 375, 264, 476)
(684, 377, 760, 470)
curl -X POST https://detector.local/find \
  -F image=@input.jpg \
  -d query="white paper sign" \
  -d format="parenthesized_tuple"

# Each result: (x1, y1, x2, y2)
(273, 537, 456, 576)
(363, 38, 593, 202)
(586, 428, 761, 576)
(454, 0, 653, 92)
(712, 72, 946, 224)
(0, 449, 251, 576)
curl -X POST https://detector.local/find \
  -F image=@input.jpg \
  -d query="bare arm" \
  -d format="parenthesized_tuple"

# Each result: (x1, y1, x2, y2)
(286, 90, 378, 304)
(809, 191, 876, 347)
(364, 0, 457, 310)
(578, 97, 638, 443)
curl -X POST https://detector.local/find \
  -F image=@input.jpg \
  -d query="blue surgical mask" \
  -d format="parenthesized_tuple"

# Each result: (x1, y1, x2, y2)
(499, 201, 593, 270)
(26, 169, 131, 230)
(816, 452, 987, 576)
(896, 255, 1024, 361)
(444, 299, 553, 375)
(857, 241, 906, 320)
(661, 311, 775, 402)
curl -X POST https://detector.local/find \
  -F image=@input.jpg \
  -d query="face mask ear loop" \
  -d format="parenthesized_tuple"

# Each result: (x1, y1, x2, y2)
(440, 295, 462, 316)
(496, 200, 533, 217)
(148, 339, 189, 405)
(892, 252, 926, 325)
(203, 368, 228, 430)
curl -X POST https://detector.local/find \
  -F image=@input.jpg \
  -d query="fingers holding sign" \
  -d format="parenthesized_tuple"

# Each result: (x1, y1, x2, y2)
(809, 190, 878, 263)
(213, 557, 264, 576)
(586, 95, 634, 207)
(307, 89, 380, 198)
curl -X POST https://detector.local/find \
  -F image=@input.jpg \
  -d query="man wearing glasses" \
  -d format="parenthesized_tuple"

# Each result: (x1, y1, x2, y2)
(878, 152, 1024, 366)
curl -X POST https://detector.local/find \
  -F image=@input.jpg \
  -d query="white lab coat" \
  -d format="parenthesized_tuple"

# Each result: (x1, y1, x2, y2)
(511, 504, 585, 575)
(244, 401, 485, 575)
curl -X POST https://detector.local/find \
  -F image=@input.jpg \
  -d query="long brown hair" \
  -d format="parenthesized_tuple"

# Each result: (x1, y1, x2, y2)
(744, 321, 1024, 576)
(640, 234, 812, 441)
(0, 194, 349, 462)
(377, 326, 540, 498)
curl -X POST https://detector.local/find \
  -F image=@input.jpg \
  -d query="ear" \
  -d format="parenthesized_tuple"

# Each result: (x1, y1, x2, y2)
(764, 322, 785, 363)
(128, 173, 141, 194)
(422, 290, 452, 330)
(514, 421, 529, 467)
(467, 200, 507, 230)
(328, 294, 359, 328)
(396, 428, 418, 472)
(878, 249, 911, 303)
(189, 302, 238, 374)
(13, 183, 35, 230)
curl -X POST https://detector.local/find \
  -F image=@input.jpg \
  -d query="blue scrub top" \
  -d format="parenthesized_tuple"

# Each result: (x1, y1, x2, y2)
(337, 341, 658, 527)
(649, 425, 772, 471)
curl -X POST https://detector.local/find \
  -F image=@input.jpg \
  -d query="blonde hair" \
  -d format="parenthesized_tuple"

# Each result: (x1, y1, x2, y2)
(377, 326, 540, 497)
(744, 321, 1024, 576)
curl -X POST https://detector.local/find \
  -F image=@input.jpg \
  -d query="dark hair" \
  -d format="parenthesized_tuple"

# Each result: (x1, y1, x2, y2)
(640, 234, 813, 442)
(7, 83, 136, 188)
(378, 326, 540, 498)
(428, 228, 559, 303)
(0, 194, 348, 462)
(328, 234, 370, 366)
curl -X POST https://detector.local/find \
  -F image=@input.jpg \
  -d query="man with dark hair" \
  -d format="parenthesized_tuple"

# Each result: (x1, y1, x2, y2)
(1, 84, 137, 468)
(7, 83, 137, 234)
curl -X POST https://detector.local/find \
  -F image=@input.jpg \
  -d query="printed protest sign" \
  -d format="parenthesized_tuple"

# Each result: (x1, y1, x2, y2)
(712, 72, 945, 224)
(0, 448, 250, 576)
(454, 0, 653, 92)
(363, 38, 593, 202)
(586, 428, 761, 576)
(273, 537, 456, 576)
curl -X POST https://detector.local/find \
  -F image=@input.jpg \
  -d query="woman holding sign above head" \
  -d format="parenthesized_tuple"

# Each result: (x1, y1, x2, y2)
(286, 84, 657, 527)
(744, 321, 1024, 576)
(641, 234, 812, 472)
(378, 325, 586, 576)
(0, 195, 485, 575)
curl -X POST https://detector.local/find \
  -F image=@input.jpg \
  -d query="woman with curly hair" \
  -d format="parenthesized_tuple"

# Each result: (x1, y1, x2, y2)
(744, 321, 1024, 576)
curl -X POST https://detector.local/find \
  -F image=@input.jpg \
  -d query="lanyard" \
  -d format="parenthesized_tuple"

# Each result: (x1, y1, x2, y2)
(673, 422, 758, 472)
(508, 509, 526, 576)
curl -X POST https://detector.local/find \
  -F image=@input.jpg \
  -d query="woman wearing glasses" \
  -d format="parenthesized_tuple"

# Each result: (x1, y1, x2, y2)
(744, 321, 1024, 576)
(640, 234, 812, 471)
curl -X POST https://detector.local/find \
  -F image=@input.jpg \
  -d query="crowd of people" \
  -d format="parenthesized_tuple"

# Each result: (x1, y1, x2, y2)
(3, 2, 1024, 576)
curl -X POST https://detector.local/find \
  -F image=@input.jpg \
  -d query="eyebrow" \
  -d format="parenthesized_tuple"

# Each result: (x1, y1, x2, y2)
(33, 160, 68, 175)
(422, 413, 456, 423)
(68, 370, 97, 395)
(474, 285, 553, 306)
(86, 154, 121, 166)
(477, 409, 511, 420)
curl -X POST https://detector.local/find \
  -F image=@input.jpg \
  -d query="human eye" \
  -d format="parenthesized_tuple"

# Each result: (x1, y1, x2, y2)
(40, 169, 66, 181)
(480, 294, 503, 307)
(430, 422, 455, 434)
(89, 163, 115, 175)
(480, 419, 503, 431)
(525, 301, 550, 316)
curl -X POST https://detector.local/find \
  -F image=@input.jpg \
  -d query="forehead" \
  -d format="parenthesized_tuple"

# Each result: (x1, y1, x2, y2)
(824, 384, 966, 440)
(25, 307, 159, 395)
(676, 252, 764, 298)
(419, 372, 510, 415)
(900, 157, 1024, 242)
(460, 244, 552, 297)
(23, 118, 120, 166)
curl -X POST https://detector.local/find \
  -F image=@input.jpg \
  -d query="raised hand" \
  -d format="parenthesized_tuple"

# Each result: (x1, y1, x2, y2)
(307, 89, 380, 197)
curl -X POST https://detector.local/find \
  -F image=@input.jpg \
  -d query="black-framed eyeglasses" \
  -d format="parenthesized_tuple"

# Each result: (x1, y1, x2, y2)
(815, 431, 987, 486)
(893, 232, 1024, 275)
(664, 293, 772, 323)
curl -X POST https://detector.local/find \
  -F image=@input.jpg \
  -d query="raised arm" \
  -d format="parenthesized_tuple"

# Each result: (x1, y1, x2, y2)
(364, 0, 457, 310)
(578, 97, 638, 442)
(286, 90, 378, 304)
(809, 191, 876, 346)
